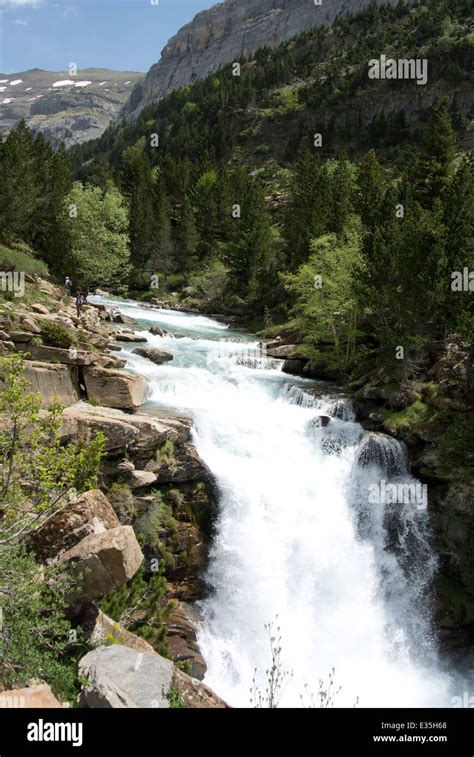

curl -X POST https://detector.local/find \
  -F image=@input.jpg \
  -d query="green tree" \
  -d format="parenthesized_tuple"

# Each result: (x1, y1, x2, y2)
(63, 182, 131, 290)
(174, 197, 199, 273)
(441, 153, 474, 337)
(282, 217, 365, 374)
(284, 152, 331, 270)
(0, 355, 105, 702)
(223, 166, 273, 301)
(0, 354, 105, 544)
(0, 120, 37, 243)
(0, 545, 80, 701)
(148, 192, 174, 286)
(355, 149, 385, 232)
(369, 202, 448, 359)
(406, 98, 455, 207)
(329, 155, 355, 234)
(100, 565, 173, 657)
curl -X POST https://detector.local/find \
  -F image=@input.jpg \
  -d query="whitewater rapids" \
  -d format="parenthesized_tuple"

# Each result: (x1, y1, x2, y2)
(91, 296, 456, 708)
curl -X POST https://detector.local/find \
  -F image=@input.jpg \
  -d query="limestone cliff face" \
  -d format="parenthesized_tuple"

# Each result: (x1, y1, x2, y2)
(122, 0, 410, 120)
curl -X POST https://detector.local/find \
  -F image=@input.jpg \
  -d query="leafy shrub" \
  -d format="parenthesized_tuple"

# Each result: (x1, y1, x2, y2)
(40, 320, 76, 349)
(99, 565, 174, 657)
(0, 354, 105, 702)
(0, 545, 81, 703)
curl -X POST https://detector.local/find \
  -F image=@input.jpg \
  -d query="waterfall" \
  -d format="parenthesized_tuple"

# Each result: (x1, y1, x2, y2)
(283, 384, 324, 408)
(91, 295, 455, 708)
(356, 432, 409, 477)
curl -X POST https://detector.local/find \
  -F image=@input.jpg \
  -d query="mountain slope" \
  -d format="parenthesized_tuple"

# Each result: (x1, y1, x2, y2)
(122, 0, 414, 120)
(0, 68, 143, 148)
(73, 0, 472, 177)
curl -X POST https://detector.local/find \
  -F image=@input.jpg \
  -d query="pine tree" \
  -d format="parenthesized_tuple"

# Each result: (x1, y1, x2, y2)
(174, 197, 199, 274)
(284, 152, 331, 270)
(329, 154, 354, 234)
(407, 98, 456, 207)
(0, 120, 37, 243)
(442, 153, 474, 334)
(355, 149, 385, 232)
(223, 166, 272, 300)
(148, 193, 174, 287)
(36, 144, 72, 270)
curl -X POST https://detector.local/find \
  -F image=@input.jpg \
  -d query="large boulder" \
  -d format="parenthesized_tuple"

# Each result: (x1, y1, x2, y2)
(83, 366, 148, 409)
(61, 404, 191, 457)
(9, 331, 34, 343)
(22, 344, 96, 366)
(128, 414, 191, 452)
(133, 347, 173, 365)
(172, 668, 229, 709)
(78, 645, 174, 708)
(60, 526, 143, 600)
(266, 343, 304, 360)
(31, 303, 49, 315)
(79, 307, 102, 332)
(21, 316, 41, 334)
(90, 354, 127, 370)
(29, 490, 120, 562)
(144, 444, 209, 483)
(86, 609, 157, 655)
(125, 469, 158, 489)
(78, 644, 228, 709)
(150, 326, 165, 337)
(62, 404, 140, 454)
(24, 361, 80, 407)
(115, 333, 147, 343)
(355, 432, 408, 477)
(165, 602, 207, 680)
(113, 313, 136, 325)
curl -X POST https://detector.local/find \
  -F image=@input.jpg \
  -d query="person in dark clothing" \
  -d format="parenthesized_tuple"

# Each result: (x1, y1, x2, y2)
(76, 292, 85, 318)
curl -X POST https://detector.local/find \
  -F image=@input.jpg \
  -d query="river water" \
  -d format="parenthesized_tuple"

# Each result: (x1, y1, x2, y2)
(91, 296, 460, 708)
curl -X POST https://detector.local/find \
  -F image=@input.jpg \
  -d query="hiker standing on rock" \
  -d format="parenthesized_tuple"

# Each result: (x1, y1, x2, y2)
(75, 291, 85, 318)
(65, 276, 72, 296)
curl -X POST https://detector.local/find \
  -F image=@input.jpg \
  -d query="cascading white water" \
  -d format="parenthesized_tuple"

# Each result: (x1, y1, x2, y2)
(92, 295, 455, 708)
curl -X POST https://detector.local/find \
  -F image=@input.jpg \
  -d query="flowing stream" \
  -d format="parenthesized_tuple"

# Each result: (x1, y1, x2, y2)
(91, 295, 458, 708)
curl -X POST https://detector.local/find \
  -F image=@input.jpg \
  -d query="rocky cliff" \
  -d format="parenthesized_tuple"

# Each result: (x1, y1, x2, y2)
(122, 0, 412, 120)
(0, 68, 143, 148)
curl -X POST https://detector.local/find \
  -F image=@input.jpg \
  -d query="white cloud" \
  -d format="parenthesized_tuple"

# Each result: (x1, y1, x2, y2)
(14, 18, 28, 25)
(63, 4, 78, 18)
(0, 1, 43, 7)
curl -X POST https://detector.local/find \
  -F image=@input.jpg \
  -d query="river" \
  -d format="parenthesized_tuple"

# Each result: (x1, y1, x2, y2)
(91, 295, 459, 708)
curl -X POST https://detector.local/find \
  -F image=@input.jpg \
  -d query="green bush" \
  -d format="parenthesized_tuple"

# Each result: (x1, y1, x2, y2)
(0, 355, 106, 702)
(40, 320, 76, 349)
(99, 565, 174, 657)
(0, 545, 82, 703)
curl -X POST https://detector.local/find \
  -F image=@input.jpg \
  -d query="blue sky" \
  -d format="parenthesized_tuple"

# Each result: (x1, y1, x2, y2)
(0, 0, 217, 74)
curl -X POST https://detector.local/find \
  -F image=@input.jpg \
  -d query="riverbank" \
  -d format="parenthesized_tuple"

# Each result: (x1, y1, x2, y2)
(0, 276, 229, 708)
